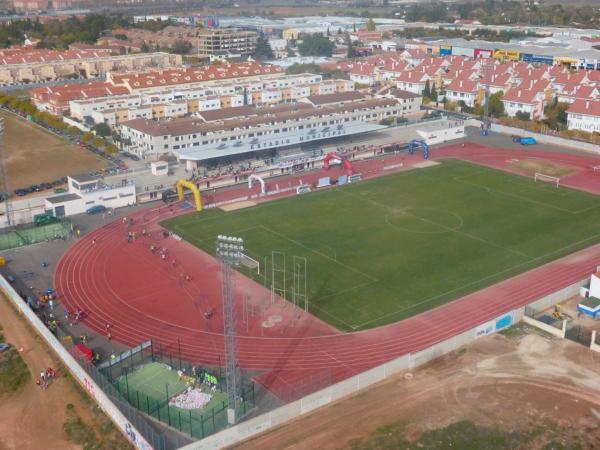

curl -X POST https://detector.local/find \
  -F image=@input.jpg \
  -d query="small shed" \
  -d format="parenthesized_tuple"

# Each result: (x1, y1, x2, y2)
(578, 297, 600, 318)
(151, 161, 169, 176)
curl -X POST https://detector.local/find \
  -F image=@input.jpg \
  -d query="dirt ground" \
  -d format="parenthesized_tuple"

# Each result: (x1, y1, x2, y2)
(235, 328, 600, 449)
(0, 293, 129, 450)
(0, 111, 106, 190)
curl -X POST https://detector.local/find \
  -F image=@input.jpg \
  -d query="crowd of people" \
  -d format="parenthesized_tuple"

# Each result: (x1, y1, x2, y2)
(35, 367, 56, 390)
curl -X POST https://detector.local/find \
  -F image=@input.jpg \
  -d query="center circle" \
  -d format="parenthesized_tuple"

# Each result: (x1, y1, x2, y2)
(385, 208, 463, 234)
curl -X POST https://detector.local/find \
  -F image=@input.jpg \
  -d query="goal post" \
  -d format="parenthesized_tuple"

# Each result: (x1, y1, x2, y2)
(241, 254, 260, 275)
(534, 172, 560, 188)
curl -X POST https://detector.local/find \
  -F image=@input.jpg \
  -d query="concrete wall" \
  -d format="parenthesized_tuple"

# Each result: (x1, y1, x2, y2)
(490, 123, 600, 154)
(522, 316, 567, 338)
(0, 275, 153, 450)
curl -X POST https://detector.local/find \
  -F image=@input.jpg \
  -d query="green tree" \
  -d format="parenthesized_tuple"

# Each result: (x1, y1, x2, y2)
(366, 18, 376, 31)
(430, 84, 438, 102)
(298, 34, 334, 57)
(92, 122, 111, 137)
(423, 80, 431, 98)
(488, 91, 505, 118)
(515, 111, 531, 121)
(345, 32, 357, 58)
(253, 33, 274, 59)
(170, 40, 192, 55)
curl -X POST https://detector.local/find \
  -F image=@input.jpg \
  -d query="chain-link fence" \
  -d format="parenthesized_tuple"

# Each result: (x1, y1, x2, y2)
(0, 220, 72, 251)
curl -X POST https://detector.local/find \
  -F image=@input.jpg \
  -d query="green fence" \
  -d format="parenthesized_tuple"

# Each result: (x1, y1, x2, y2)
(0, 221, 72, 251)
(100, 341, 256, 440)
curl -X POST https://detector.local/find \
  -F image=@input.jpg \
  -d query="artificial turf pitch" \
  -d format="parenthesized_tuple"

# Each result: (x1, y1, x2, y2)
(163, 160, 600, 331)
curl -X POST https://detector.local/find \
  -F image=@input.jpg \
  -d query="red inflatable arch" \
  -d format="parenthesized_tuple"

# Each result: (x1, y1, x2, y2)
(323, 152, 354, 176)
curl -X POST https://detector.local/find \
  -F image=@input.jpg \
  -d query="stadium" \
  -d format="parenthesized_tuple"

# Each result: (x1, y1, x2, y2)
(52, 138, 600, 446)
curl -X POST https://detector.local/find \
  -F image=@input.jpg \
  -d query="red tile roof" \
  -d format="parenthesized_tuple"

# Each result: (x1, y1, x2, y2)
(110, 62, 282, 89)
(502, 86, 538, 104)
(568, 99, 600, 117)
(446, 78, 479, 94)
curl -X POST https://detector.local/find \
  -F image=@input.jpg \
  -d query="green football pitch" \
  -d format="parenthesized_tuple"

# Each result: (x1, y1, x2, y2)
(163, 160, 600, 331)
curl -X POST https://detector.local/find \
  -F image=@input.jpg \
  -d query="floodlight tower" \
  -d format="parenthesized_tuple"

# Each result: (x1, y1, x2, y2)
(0, 118, 13, 227)
(216, 235, 244, 425)
(480, 57, 495, 126)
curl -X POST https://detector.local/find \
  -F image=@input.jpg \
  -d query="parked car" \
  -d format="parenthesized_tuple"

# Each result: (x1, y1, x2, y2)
(34, 213, 59, 226)
(512, 136, 537, 145)
(0, 343, 10, 352)
(86, 205, 107, 215)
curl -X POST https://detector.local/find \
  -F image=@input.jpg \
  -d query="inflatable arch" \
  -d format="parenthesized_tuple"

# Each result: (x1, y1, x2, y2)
(323, 152, 354, 176)
(248, 174, 266, 195)
(408, 140, 430, 160)
(176, 179, 202, 212)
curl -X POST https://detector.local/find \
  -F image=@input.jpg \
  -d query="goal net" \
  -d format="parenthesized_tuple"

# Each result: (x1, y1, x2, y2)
(241, 254, 260, 275)
(534, 172, 560, 188)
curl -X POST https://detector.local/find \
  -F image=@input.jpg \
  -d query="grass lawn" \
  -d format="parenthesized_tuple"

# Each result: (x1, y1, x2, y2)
(163, 159, 600, 331)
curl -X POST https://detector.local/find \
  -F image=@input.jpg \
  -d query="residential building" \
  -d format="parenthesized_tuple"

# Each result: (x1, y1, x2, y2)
(118, 96, 405, 162)
(567, 100, 600, 133)
(501, 88, 540, 119)
(68, 72, 354, 126)
(0, 51, 181, 86)
(196, 29, 257, 57)
(445, 79, 481, 107)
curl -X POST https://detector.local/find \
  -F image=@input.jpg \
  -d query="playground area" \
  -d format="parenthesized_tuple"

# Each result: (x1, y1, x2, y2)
(53, 140, 600, 405)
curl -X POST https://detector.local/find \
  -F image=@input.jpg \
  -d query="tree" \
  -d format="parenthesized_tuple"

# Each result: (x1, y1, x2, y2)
(93, 122, 111, 137)
(66, 126, 81, 136)
(170, 39, 192, 55)
(105, 144, 118, 154)
(515, 111, 531, 121)
(366, 18, 377, 31)
(92, 137, 105, 148)
(345, 32, 357, 58)
(423, 80, 431, 98)
(253, 33, 274, 59)
(298, 34, 334, 57)
(81, 132, 94, 143)
(430, 83, 438, 102)
(140, 41, 150, 53)
(487, 91, 504, 118)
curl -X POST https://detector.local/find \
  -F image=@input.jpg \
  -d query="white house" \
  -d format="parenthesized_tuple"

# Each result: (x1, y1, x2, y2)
(395, 70, 429, 95)
(445, 79, 480, 107)
(501, 88, 540, 119)
(567, 99, 600, 133)
(44, 174, 136, 218)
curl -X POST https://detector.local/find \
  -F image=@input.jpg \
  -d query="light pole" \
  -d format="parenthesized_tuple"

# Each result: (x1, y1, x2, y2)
(216, 235, 244, 425)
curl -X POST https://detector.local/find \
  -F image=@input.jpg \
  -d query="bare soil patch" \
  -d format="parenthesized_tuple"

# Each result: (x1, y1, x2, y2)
(0, 111, 106, 190)
(508, 158, 577, 178)
(0, 292, 131, 450)
(219, 200, 256, 211)
(234, 332, 600, 450)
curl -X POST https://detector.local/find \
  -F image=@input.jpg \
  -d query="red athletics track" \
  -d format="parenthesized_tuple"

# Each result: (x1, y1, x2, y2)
(54, 142, 600, 401)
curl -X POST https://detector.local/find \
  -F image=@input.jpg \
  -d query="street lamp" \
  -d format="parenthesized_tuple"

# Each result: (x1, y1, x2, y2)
(216, 235, 244, 425)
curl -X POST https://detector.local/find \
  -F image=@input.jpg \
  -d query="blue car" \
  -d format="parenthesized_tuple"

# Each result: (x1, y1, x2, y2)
(86, 205, 107, 215)
(519, 137, 537, 145)
(0, 343, 10, 353)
